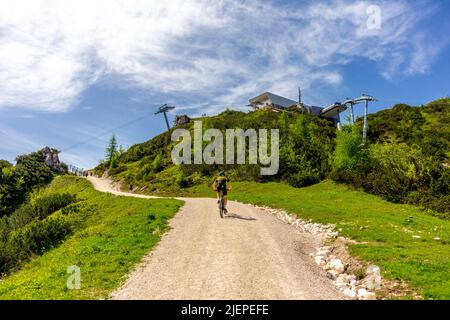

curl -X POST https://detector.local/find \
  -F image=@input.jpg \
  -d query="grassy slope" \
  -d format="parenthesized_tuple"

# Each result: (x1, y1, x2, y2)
(179, 180, 450, 299)
(0, 176, 183, 299)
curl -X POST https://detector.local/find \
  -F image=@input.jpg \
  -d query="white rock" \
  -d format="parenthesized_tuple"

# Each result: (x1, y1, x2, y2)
(367, 265, 381, 276)
(326, 271, 339, 280)
(412, 235, 421, 239)
(357, 288, 367, 298)
(343, 288, 357, 299)
(315, 256, 325, 266)
(327, 259, 345, 273)
(363, 265, 382, 290)
(434, 237, 441, 241)
(336, 274, 348, 285)
(316, 249, 330, 257)
(363, 292, 377, 300)
(335, 283, 348, 291)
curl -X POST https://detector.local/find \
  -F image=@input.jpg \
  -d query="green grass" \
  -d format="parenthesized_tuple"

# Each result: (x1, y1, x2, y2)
(220, 180, 450, 300)
(138, 179, 450, 299)
(2, 176, 448, 299)
(0, 176, 183, 299)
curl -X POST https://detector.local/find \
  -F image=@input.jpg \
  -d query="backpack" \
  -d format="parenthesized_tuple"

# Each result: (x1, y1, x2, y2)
(216, 177, 227, 191)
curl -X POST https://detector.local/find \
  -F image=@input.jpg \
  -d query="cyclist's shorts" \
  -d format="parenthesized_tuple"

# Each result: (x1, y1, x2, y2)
(218, 188, 228, 196)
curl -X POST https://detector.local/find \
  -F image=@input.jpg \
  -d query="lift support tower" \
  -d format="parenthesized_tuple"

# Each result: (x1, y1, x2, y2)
(155, 104, 175, 131)
(352, 94, 377, 145)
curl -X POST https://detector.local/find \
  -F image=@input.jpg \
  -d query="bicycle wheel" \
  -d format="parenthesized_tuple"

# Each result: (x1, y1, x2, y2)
(219, 193, 224, 219)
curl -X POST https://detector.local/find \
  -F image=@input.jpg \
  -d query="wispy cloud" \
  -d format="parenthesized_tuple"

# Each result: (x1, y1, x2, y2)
(0, 0, 446, 114)
(0, 126, 42, 161)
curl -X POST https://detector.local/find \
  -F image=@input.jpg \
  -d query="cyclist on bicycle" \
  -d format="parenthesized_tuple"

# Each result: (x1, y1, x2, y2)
(213, 171, 232, 214)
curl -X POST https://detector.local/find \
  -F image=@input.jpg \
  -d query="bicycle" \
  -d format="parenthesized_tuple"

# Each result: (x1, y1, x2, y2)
(218, 189, 225, 219)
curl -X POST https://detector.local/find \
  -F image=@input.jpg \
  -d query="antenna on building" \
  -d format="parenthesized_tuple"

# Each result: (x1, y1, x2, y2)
(155, 104, 176, 131)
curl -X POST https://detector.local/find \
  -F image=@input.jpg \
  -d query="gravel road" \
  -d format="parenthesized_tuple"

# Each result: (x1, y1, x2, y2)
(86, 176, 344, 300)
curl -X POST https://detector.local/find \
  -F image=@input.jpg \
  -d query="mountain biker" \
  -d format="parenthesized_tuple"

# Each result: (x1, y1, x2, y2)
(213, 171, 232, 214)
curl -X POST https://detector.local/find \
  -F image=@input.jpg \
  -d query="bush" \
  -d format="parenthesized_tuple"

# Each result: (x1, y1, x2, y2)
(330, 131, 449, 215)
(0, 162, 23, 216)
(60, 202, 97, 229)
(32, 193, 77, 220)
(362, 99, 450, 161)
(109, 154, 119, 170)
(2, 213, 73, 271)
(108, 164, 127, 176)
(330, 126, 372, 187)
(0, 193, 81, 272)
(176, 174, 192, 188)
(106, 109, 336, 192)
(405, 191, 450, 219)
(1, 149, 59, 216)
(0, 204, 36, 242)
(15, 150, 54, 193)
(152, 154, 164, 173)
(0, 197, 95, 274)
(284, 166, 321, 188)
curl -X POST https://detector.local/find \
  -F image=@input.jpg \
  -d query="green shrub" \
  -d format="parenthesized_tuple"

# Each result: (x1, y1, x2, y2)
(15, 151, 54, 193)
(405, 191, 450, 219)
(1, 149, 62, 216)
(0, 198, 96, 274)
(176, 174, 192, 188)
(0, 192, 78, 273)
(109, 164, 127, 176)
(60, 202, 98, 229)
(152, 154, 164, 173)
(330, 126, 372, 187)
(0, 204, 36, 242)
(331, 131, 449, 215)
(362, 99, 450, 161)
(0, 161, 23, 216)
(284, 167, 321, 188)
(9, 213, 72, 255)
(32, 193, 77, 220)
(1, 213, 73, 273)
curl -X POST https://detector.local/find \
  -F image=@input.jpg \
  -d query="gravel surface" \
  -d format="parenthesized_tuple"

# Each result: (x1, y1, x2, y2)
(86, 177, 345, 300)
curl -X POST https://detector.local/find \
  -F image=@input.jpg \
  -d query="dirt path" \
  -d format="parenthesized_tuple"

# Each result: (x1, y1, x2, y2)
(86, 176, 344, 300)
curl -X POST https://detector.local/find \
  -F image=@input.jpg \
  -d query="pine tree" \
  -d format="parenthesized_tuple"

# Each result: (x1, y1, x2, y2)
(105, 134, 118, 165)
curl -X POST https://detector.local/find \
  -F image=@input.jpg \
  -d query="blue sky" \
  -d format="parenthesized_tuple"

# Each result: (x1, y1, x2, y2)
(1, 0, 449, 169)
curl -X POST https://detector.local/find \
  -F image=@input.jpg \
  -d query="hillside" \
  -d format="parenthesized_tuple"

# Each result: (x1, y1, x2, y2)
(0, 176, 182, 299)
(361, 98, 450, 163)
(99, 100, 449, 215)
(98, 108, 337, 191)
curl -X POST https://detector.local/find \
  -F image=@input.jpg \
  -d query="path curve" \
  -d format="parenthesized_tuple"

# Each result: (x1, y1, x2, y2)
(86, 176, 344, 300)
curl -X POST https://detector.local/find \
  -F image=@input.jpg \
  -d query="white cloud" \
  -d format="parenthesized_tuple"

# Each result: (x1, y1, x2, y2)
(0, 0, 445, 113)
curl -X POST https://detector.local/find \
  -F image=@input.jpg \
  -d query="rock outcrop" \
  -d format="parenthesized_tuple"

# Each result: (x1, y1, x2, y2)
(41, 147, 65, 173)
